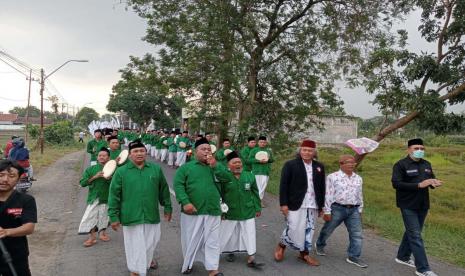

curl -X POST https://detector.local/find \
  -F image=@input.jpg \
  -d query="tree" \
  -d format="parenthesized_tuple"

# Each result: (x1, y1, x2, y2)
(75, 107, 99, 128)
(128, 0, 411, 142)
(352, 0, 465, 161)
(46, 95, 60, 114)
(9, 106, 41, 117)
(107, 54, 182, 129)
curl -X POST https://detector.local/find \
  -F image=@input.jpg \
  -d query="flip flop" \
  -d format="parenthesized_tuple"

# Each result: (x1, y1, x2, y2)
(247, 260, 265, 268)
(99, 234, 110, 242)
(83, 239, 97, 247)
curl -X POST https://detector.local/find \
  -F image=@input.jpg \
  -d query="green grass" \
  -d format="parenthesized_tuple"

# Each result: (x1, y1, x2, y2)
(268, 143, 465, 268)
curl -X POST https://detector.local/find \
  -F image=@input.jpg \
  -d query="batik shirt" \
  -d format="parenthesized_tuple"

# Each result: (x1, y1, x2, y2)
(301, 161, 317, 209)
(324, 170, 363, 214)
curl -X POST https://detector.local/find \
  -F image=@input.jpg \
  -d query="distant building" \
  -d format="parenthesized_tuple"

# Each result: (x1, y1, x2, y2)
(296, 115, 358, 144)
(0, 113, 53, 130)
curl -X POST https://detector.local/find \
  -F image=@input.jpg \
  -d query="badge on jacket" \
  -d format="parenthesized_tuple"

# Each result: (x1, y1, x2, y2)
(316, 167, 322, 173)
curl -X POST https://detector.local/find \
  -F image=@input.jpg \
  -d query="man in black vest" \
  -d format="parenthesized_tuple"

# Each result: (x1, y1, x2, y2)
(274, 140, 325, 267)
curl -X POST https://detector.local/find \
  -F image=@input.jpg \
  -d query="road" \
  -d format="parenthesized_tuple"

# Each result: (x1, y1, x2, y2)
(27, 151, 465, 276)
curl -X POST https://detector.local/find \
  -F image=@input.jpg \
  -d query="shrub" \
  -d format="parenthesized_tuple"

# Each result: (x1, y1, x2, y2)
(27, 124, 40, 140)
(44, 121, 74, 145)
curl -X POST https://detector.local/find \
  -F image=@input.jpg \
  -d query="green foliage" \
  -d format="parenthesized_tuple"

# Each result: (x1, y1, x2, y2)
(26, 124, 40, 140)
(127, 0, 412, 141)
(75, 107, 99, 128)
(357, 1, 465, 137)
(9, 105, 41, 117)
(107, 54, 182, 129)
(44, 121, 75, 145)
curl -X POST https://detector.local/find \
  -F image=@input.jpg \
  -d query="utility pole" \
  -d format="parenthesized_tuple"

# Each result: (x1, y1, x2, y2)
(39, 69, 45, 154)
(25, 69, 33, 143)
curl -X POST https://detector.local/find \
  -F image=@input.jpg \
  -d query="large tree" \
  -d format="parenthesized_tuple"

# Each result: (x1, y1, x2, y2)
(354, 0, 465, 154)
(75, 107, 99, 128)
(128, 0, 411, 142)
(107, 54, 182, 129)
(9, 106, 41, 117)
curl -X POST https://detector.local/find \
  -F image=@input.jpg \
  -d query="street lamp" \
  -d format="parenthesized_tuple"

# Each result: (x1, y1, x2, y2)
(39, 59, 88, 154)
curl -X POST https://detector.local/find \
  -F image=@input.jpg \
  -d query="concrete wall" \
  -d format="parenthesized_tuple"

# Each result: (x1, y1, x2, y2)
(295, 116, 358, 144)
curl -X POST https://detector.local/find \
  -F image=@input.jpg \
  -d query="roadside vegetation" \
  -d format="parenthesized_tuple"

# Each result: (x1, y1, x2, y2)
(267, 140, 465, 267)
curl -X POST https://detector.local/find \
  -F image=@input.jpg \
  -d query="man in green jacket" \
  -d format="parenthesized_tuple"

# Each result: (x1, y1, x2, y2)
(78, 148, 112, 247)
(240, 136, 256, 172)
(175, 131, 190, 167)
(159, 133, 169, 162)
(108, 139, 172, 276)
(86, 129, 108, 166)
(174, 137, 224, 276)
(167, 132, 177, 167)
(215, 138, 235, 167)
(108, 136, 122, 161)
(248, 136, 274, 201)
(215, 151, 264, 269)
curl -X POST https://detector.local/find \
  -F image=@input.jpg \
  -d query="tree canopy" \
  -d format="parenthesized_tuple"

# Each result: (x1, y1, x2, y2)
(127, 0, 411, 142)
(353, 0, 465, 144)
(75, 107, 99, 128)
(9, 106, 41, 117)
(106, 54, 182, 129)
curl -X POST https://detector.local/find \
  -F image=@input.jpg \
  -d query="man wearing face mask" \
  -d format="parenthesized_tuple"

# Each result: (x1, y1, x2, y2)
(391, 138, 442, 276)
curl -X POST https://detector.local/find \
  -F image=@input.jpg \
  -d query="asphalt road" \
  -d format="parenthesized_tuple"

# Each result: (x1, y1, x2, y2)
(29, 151, 465, 276)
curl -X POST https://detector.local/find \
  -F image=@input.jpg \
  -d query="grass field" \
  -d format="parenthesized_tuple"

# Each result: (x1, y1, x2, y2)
(267, 143, 465, 268)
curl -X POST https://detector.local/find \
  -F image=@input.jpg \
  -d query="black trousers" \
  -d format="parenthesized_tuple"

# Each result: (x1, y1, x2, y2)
(0, 258, 31, 276)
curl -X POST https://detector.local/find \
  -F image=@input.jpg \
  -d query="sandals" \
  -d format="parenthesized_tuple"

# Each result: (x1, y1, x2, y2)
(247, 260, 265, 268)
(99, 233, 110, 242)
(182, 268, 193, 274)
(83, 239, 97, 247)
(149, 260, 158, 270)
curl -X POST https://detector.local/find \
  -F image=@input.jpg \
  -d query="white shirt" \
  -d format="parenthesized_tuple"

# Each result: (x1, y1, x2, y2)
(79, 132, 84, 138)
(301, 161, 317, 209)
(324, 170, 363, 214)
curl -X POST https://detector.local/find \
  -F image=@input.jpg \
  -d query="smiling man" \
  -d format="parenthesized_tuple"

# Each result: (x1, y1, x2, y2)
(0, 160, 37, 276)
(315, 155, 367, 268)
(174, 137, 224, 276)
(108, 139, 172, 276)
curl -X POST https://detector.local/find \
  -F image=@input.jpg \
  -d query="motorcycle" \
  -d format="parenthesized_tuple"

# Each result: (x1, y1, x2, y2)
(16, 171, 35, 193)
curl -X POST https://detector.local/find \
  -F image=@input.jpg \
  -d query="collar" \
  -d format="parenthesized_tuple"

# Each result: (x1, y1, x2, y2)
(127, 160, 150, 169)
(337, 169, 357, 178)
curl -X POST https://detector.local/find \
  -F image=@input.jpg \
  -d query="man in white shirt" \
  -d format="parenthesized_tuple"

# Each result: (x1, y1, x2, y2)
(315, 155, 367, 268)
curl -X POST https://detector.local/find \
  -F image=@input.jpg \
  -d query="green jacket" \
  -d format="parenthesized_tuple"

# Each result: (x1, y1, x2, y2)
(80, 163, 111, 204)
(109, 149, 121, 161)
(240, 146, 255, 171)
(160, 136, 169, 149)
(215, 147, 235, 166)
(215, 168, 261, 220)
(176, 136, 190, 152)
(108, 160, 172, 226)
(167, 137, 177, 152)
(248, 147, 274, 176)
(174, 160, 222, 216)
(86, 139, 108, 161)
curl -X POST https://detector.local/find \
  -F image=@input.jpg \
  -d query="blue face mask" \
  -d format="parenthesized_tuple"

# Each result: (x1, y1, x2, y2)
(412, 150, 425, 159)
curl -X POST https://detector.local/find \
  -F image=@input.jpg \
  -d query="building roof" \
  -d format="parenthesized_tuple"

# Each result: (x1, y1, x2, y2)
(0, 113, 19, 122)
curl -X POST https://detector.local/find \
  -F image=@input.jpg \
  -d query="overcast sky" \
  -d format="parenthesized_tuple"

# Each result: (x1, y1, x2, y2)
(0, 1, 463, 119)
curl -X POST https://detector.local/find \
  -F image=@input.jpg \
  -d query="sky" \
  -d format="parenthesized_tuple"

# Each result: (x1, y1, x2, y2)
(0, 1, 463, 119)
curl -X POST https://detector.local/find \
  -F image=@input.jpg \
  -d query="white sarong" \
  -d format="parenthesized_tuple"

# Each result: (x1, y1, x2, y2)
(78, 200, 109, 234)
(220, 218, 256, 256)
(160, 149, 168, 162)
(175, 151, 187, 167)
(150, 147, 156, 158)
(168, 152, 176, 166)
(180, 214, 221, 272)
(155, 148, 161, 160)
(123, 223, 161, 275)
(255, 175, 269, 200)
(281, 208, 318, 252)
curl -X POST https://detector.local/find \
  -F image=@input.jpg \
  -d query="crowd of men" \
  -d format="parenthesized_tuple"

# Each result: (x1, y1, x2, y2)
(0, 127, 441, 276)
